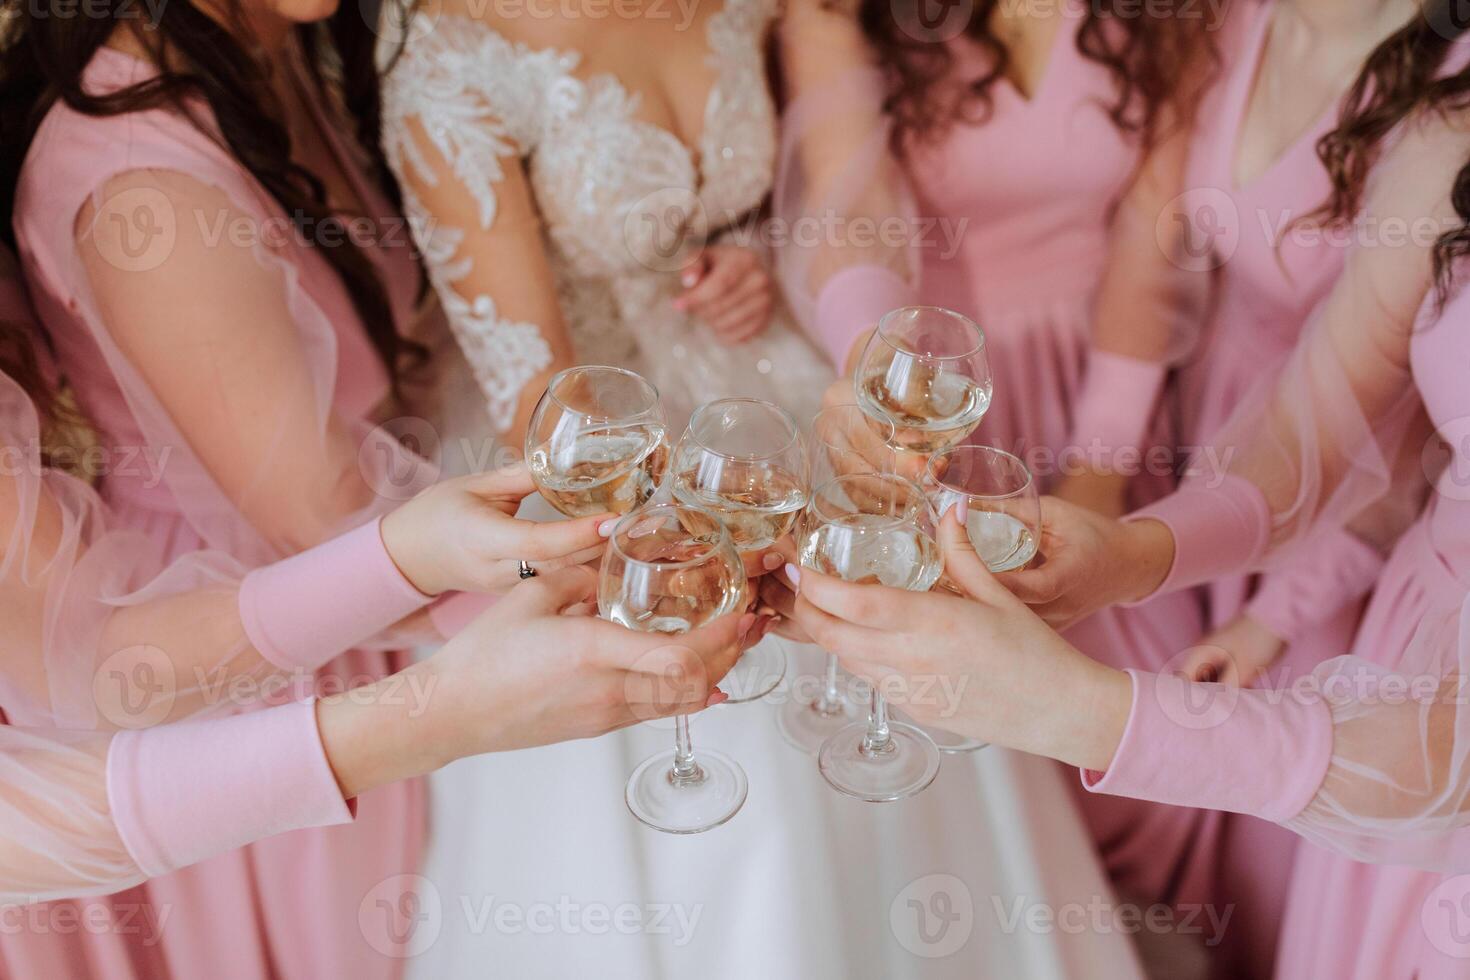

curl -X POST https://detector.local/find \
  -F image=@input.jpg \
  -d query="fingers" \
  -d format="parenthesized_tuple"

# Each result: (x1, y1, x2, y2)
(790, 592, 890, 659)
(936, 504, 1007, 602)
(461, 462, 536, 499)
(514, 513, 616, 562)
(792, 564, 930, 632)
(673, 249, 747, 312)
(741, 546, 787, 580)
(512, 565, 599, 613)
(707, 293, 773, 344)
(993, 564, 1062, 605)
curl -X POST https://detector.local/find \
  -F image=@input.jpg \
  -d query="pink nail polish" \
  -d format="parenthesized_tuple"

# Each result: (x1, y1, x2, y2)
(956, 497, 969, 523)
(598, 518, 619, 537)
(784, 563, 801, 588)
(761, 551, 784, 571)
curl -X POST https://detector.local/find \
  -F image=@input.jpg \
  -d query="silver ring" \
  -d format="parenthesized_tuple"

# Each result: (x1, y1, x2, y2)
(518, 559, 537, 580)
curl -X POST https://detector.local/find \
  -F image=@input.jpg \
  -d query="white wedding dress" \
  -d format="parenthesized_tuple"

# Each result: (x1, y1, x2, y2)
(379, 5, 1147, 978)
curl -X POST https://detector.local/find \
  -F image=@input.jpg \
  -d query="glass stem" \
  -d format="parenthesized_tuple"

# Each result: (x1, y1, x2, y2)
(814, 652, 842, 714)
(671, 715, 699, 779)
(862, 690, 892, 754)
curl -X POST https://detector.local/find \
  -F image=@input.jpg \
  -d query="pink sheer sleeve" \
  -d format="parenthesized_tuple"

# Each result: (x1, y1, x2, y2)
(1086, 111, 1470, 866)
(0, 700, 354, 905)
(772, 0, 919, 370)
(1130, 111, 1469, 591)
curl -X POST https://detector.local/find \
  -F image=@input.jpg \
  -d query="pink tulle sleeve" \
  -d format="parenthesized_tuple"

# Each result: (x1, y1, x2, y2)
(0, 700, 353, 905)
(772, 3, 919, 370)
(1089, 110, 1470, 867)
(1128, 111, 1468, 589)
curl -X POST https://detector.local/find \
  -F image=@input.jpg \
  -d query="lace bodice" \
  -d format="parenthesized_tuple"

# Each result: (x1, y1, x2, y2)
(380, 0, 798, 431)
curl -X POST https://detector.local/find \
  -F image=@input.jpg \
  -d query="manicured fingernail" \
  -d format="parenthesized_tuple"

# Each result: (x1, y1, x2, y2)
(956, 498, 968, 523)
(784, 563, 801, 588)
(706, 689, 729, 707)
(681, 269, 699, 287)
(598, 518, 618, 537)
(761, 551, 784, 571)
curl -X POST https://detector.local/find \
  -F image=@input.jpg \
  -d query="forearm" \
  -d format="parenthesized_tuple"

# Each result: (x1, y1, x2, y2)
(314, 661, 451, 799)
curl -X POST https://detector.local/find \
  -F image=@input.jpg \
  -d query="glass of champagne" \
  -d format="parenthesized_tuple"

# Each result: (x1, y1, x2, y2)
(671, 398, 807, 702)
(776, 405, 896, 754)
(603, 504, 749, 834)
(801, 474, 943, 801)
(917, 444, 1040, 753)
(526, 366, 668, 518)
(855, 306, 992, 456)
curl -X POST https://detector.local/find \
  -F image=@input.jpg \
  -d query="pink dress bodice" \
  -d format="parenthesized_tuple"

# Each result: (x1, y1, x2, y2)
(5, 47, 430, 980)
(904, 13, 1137, 321)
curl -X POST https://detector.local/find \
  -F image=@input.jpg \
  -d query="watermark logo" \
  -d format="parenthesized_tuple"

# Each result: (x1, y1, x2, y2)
(1159, 186, 1238, 273)
(92, 186, 177, 274)
(892, 0, 976, 43)
(1423, 875, 1470, 958)
(624, 187, 707, 274)
(1154, 645, 1240, 731)
(890, 874, 974, 958)
(360, 874, 443, 959)
(359, 417, 441, 502)
(93, 645, 177, 729)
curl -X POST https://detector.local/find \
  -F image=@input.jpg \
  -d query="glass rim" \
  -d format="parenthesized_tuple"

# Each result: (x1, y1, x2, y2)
(607, 503, 736, 570)
(681, 397, 801, 461)
(807, 473, 927, 531)
(875, 306, 987, 361)
(544, 364, 662, 421)
(925, 444, 1035, 501)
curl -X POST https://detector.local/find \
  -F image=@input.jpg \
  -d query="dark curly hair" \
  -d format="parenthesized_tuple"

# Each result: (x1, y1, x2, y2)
(0, 0, 417, 388)
(858, 0, 1219, 149)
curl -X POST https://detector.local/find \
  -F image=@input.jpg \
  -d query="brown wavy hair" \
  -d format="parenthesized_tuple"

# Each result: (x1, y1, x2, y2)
(859, 0, 1219, 149)
(1305, 0, 1470, 297)
(0, 0, 418, 388)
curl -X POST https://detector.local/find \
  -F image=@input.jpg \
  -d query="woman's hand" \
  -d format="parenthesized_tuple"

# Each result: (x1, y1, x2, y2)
(993, 496, 1175, 629)
(1050, 470, 1130, 520)
(673, 245, 775, 344)
(380, 465, 614, 596)
(786, 508, 1133, 771)
(1177, 614, 1285, 687)
(319, 566, 760, 797)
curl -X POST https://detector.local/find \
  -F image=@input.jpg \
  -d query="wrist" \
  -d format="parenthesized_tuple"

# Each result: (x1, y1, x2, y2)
(1118, 517, 1174, 603)
(379, 503, 445, 597)
(1047, 661, 1133, 772)
(315, 663, 446, 799)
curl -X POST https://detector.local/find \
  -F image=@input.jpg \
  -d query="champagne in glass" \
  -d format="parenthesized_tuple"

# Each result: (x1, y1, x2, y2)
(854, 307, 992, 455)
(918, 444, 1042, 753)
(603, 504, 749, 835)
(526, 366, 669, 518)
(777, 406, 897, 754)
(670, 399, 808, 701)
(803, 474, 943, 801)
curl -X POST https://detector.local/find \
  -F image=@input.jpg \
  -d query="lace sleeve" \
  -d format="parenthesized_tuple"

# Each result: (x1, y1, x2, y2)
(380, 21, 568, 435)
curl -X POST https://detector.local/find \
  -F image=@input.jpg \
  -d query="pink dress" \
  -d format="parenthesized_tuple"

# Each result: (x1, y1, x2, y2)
(1088, 94, 1470, 978)
(893, 7, 1240, 956)
(6, 47, 435, 980)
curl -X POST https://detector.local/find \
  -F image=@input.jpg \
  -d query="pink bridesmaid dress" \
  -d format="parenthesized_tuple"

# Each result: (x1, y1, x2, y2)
(890, 3, 1247, 958)
(6, 47, 433, 980)
(1092, 280, 1470, 978)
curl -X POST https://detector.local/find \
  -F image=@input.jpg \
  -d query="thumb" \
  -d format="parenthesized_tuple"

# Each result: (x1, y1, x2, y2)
(513, 565, 599, 614)
(460, 462, 536, 500)
(937, 502, 1004, 601)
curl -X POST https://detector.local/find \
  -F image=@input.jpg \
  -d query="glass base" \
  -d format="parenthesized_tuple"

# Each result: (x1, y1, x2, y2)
(776, 687, 862, 755)
(924, 725, 989, 754)
(721, 640, 786, 704)
(817, 721, 941, 802)
(626, 748, 748, 834)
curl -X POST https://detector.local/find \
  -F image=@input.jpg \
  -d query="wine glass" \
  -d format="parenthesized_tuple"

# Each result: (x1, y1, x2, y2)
(917, 444, 1041, 753)
(526, 365, 668, 518)
(854, 307, 992, 456)
(776, 405, 896, 754)
(602, 504, 749, 834)
(800, 474, 943, 801)
(671, 398, 806, 702)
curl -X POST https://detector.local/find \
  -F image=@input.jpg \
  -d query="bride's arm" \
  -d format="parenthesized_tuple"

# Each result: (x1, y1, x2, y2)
(380, 34, 573, 449)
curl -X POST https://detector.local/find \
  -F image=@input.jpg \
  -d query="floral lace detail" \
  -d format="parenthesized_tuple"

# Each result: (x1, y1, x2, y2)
(380, 0, 832, 430)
